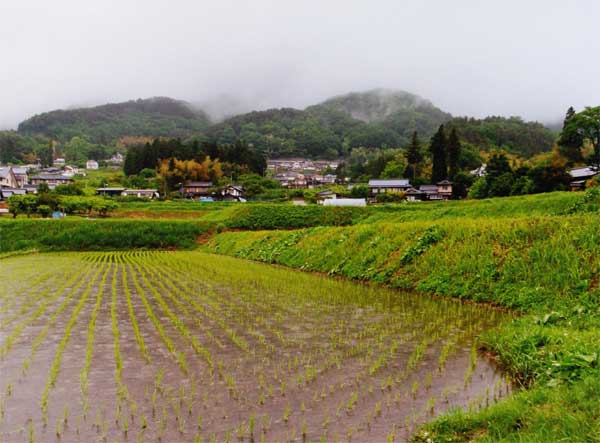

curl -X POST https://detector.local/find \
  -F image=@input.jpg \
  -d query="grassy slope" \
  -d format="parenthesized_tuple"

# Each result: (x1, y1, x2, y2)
(204, 192, 600, 442)
(0, 219, 208, 251)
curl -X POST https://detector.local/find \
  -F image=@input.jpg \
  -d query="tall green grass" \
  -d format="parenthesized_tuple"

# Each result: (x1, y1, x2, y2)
(204, 210, 600, 442)
(0, 219, 208, 251)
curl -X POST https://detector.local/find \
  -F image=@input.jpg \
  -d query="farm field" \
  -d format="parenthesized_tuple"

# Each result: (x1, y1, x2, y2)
(0, 251, 510, 443)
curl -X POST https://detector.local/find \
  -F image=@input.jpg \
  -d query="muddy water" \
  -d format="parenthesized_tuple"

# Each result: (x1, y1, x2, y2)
(0, 252, 512, 443)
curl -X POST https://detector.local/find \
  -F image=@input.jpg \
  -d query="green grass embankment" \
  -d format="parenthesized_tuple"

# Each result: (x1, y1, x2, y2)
(0, 219, 209, 251)
(204, 203, 600, 441)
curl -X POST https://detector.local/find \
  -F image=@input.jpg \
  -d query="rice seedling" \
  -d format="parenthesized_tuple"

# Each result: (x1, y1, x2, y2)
(0, 250, 510, 442)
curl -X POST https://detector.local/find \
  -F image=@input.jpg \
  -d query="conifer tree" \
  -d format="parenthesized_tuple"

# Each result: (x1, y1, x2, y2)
(447, 127, 461, 180)
(558, 106, 584, 164)
(404, 131, 423, 181)
(429, 125, 448, 182)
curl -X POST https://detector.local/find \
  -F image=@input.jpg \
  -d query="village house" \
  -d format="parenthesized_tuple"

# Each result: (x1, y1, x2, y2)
(53, 158, 66, 166)
(97, 187, 126, 197)
(63, 165, 80, 177)
(180, 181, 213, 198)
(368, 179, 412, 196)
(275, 173, 307, 188)
(405, 187, 426, 202)
(316, 189, 340, 204)
(12, 167, 28, 187)
(30, 174, 73, 187)
(437, 180, 453, 199)
(86, 160, 99, 170)
(107, 153, 124, 165)
(121, 189, 159, 199)
(0, 167, 19, 189)
(221, 185, 245, 201)
(0, 188, 26, 200)
(568, 166, 599, 191)
(419, 184, 441, 200)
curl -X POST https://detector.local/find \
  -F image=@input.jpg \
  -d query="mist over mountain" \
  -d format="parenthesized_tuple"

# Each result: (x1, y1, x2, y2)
(18, 97, 211, 143)
(6, 89, 557, 161)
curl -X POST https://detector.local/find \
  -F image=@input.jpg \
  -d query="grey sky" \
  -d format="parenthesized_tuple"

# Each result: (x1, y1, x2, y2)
(2, 0, 599, 129)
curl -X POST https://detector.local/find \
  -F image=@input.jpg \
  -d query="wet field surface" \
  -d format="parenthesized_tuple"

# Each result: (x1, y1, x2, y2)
(0, 252, 511, 442)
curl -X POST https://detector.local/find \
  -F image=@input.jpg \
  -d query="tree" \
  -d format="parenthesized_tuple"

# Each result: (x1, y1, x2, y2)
(37, 182, 50, 194)
(447, 128, 461, 180)
(557, 106, 584, 165)
(562, 106, 600, 169)
(467, 177, 488, 199)
(38, 142, 54, 168)
(8, 194, 38, 218)
(429, 125, 448, 182)
(486, 152, 512, 180)
(404, 131, 423, 180)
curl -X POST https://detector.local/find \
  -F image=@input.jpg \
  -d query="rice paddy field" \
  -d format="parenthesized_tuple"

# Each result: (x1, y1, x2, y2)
(0, 251, 510, 443)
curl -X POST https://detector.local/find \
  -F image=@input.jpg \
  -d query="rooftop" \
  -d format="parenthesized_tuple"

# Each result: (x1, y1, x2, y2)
(368, 179, 410, 187)
(569, 166, 599, 179)
(182, 181, 212, 187)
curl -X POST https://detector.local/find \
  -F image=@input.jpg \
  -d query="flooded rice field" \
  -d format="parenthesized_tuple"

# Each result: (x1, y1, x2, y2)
(0, 251, 511, 442)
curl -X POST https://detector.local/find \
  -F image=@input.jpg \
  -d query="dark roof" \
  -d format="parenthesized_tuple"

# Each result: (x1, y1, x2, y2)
(97, 187, 126, 192)
(316, 189, 335, 196)
(0, 167, 14, 179)
(31, 174, 73, 181)
(183, 181, 212, 187)
(122, 189, 158, 193)
(405, 187, 424, 195)
(437, 180, 452, 185)
(368, 179, 410, 187)
(419, 185, 438, 193)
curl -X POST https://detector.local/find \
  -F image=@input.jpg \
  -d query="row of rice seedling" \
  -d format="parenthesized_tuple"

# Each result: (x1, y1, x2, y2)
(0, 255, 101, 359)
(0, 251, 507, 442)
(40, 256, 109, 425)
(79, 259, 111, 414)
(0, 272, 56, 326)
(121, 254, 190, 375)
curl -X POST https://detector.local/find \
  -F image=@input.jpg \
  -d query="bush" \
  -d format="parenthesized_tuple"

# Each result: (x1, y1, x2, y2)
(37, 205, 52, 218)
(375, 191, 405, 203)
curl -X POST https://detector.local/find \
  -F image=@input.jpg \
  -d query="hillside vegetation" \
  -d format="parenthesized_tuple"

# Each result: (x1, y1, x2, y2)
(202, 189, 600, 442)
(448, 116, 556, 156)
(8, 90, 558, 161)
(17, 97, 211, 143)
(207, 89, 452, 158)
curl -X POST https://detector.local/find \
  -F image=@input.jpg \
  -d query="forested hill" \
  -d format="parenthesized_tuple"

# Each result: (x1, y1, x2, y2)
(17, 97, 211, 144)
(307, 89, 451, 130)
(206, 90, 452, 158)
(11, 90, 557, 161)
(447, 116, 557, 157)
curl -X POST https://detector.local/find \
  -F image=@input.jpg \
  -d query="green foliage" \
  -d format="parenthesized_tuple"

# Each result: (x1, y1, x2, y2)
(560, 106, 600, 168)
(557, 106, 584, 164)
(0, 219, 206, 251)
(375, 191, 405, 203)
(0, 130, 50, 164)
(447, 116, 556, 157)
(203, 204, 369, 230)
(205, 193, 600, 443)
(307, 89, 452, 147)
(18, 97, 210, 143)
(469, 152, 571, 199)
(399, 225, 445, 264)
(429, 125, 448, 182)
(208, 89, 451, 158)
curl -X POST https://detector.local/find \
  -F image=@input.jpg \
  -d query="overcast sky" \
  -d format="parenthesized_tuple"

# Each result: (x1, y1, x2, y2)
(1, 0, 599, 129)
